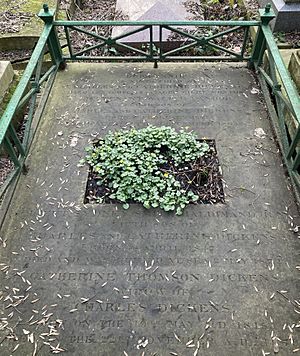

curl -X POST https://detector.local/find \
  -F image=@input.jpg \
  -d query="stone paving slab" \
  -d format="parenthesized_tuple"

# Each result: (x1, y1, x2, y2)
(0, 63, 299, 356)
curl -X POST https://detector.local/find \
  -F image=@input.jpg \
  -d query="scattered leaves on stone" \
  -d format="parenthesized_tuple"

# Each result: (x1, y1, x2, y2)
(83, 125, 209, 215)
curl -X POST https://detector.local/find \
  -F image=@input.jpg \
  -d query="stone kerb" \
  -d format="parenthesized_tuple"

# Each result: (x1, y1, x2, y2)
(0, 61, 14, 100)
(289, 50, 300, 91)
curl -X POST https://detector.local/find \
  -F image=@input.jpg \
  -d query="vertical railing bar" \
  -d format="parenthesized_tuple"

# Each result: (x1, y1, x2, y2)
(34, 46, 45, 84)
(257, 38, 266, 67)
(240, 26, 249, 59)
(292, 149, 300, 171)
(22, 92, 38, 151)
(64, 25, 74, 58)
(47, 36, 59, 68)
(3, 136, 21, 168)
(267, 47, 290, 154)
(26, 43, 46, 149)
(159, 25, 163, 60)
(149, 25, 153, 60)
(7, 124, 25, 157)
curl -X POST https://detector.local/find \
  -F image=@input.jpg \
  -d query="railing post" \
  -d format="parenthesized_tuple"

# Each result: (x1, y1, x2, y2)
(249, 4, 275, 68)
(39, 4, 66, 69)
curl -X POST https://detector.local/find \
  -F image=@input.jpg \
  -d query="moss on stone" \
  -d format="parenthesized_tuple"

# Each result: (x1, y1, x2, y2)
(0, 71, 22, 117)
(0, 0, 58, 46)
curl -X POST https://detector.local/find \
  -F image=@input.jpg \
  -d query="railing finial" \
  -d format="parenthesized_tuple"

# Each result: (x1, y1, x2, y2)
(265, 3, 271, 13)
(43, 3, 49, 12)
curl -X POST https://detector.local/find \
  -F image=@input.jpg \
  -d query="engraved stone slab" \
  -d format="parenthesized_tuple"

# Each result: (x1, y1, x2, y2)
(0, 63, 299, 356)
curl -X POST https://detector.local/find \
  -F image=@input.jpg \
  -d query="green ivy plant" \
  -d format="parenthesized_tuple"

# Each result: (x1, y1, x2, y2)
(82, 125, 209, 215)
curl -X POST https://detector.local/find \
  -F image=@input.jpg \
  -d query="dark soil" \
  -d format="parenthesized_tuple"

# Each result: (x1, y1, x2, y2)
(0, 0, 33, 35)
(167, 0, 250, 57)
(0, 158, 14, 188)
(85, 140, 225, 206)
(0, 49, 33, 63)
(66, 0, 127, 55)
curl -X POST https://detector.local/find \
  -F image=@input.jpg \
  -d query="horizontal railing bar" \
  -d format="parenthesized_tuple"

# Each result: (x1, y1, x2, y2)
(54, 20, 260, 27)
(0, 23, 52, 145)
(162, 56, 247, 61)
(63, 55, 245, 61)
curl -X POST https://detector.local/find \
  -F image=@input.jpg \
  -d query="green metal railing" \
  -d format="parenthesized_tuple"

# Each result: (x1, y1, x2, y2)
(58, 19, 258, 63)
(250, 5, 300, 191)
(0, 4, 299, 198)
(0, 6, 62, 197)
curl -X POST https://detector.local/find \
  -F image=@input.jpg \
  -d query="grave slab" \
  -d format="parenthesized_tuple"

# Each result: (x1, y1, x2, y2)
(112, 0, 189, 43)
(0, 63, 299, 356)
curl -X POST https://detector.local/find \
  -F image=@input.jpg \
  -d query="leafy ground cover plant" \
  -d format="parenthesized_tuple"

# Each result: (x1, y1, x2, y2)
(83, 125, 224, 215)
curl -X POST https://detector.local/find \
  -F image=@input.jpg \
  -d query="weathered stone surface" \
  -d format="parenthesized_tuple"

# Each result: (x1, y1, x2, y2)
(289, 50, 300, 91)
(0, 61, 13, 99)
(0, 63, 299, 356)
(116, 0, 187, 22)
(113, 0, 189, 42)
(0, 0, 58, 50)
